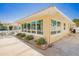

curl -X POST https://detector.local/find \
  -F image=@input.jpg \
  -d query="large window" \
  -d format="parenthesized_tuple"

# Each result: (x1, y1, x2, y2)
(24, 23, 26, 29)
(64, 23, 66, 30)
(21, 23, 27, 32)
(57, 21, 61, 26)
(24, 20, 43, 35)
(51, 19, 61, 34)
(51, 20, 57, 34)
(32, 21, 36, 33)
(57, 21, 61, 33)
(37, 20, 43, 34)
(27, 23, 31, 33)
(32, 21, 36, 30)
(22, 23, 26, 29)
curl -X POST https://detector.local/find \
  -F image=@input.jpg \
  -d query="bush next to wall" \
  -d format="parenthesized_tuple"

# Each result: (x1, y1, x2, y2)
(24, 35, 34, 41)
(35, 37, 48, 50)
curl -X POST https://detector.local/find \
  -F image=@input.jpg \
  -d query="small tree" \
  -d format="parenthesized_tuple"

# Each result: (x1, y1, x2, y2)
(73, 19, 79, 27)
(9, 26, 13, 30)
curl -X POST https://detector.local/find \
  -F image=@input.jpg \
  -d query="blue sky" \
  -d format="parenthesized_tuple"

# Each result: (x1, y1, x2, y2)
(0, 3, 79, 23)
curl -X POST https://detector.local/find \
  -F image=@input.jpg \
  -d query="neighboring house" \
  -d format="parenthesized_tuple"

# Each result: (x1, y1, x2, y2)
(15, 6, 75, 44)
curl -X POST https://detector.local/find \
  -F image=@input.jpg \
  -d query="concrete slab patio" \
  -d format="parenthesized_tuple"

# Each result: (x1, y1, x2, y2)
(0, 36, 43, 56)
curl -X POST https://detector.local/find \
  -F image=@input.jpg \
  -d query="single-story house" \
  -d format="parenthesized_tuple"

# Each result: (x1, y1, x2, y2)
(15, 6, 76, 44)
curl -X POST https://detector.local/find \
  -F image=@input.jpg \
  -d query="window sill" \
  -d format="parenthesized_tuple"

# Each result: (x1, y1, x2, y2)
(26, 32, 43, 37)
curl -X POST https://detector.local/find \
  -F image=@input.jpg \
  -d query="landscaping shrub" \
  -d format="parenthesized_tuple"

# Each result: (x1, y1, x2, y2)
(20, 33, 26, 37)
(35, 37, 47, 45)
(25, 35, 34, 40)
(16, 33, 22, 37)
(16, 33, 26, 38)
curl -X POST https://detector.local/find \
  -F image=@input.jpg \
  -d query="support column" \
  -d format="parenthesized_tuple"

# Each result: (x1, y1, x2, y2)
(43, 17, 51, 44)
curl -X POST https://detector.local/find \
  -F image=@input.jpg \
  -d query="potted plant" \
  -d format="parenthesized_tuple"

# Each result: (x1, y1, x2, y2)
(35, 37, 48, 50)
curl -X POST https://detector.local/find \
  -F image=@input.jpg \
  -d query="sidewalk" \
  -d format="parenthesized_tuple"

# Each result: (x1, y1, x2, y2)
(0, 36, 43, 56)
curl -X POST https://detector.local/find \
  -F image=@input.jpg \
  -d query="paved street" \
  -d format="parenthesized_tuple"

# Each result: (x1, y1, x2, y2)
(0, 36, 43, 56)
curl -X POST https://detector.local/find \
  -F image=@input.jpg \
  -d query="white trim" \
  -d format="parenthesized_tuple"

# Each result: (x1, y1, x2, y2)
(35, 20, 37, 34)
(51, 32, 62, 37)
(26, 32, 43, 37)
(54, 7, 74, 24)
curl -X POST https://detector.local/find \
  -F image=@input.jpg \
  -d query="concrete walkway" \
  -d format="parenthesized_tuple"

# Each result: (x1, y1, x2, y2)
(0, 36, 43, 56)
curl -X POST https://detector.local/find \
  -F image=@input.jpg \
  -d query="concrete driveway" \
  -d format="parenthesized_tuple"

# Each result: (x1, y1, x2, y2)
(53, 33, 79, 56)
(0, 36, 43, 56)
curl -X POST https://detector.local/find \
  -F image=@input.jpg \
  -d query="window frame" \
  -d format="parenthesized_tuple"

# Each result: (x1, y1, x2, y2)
(51, 19, 61, 35)
(25, 20, 43, 35)
(37, 20, 43, 34)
